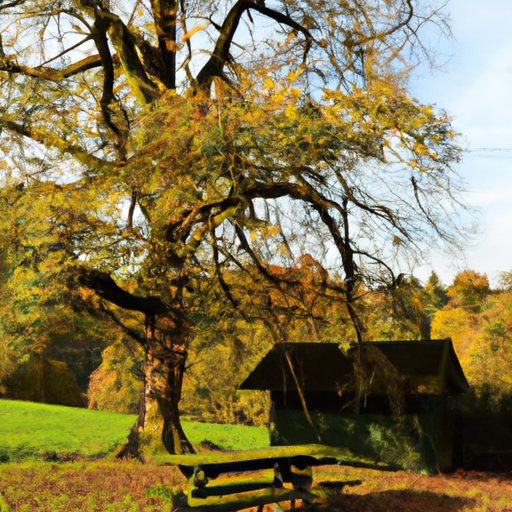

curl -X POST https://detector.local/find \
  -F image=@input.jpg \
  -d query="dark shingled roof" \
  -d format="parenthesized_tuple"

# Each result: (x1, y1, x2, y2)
(239, 339, 469, 396)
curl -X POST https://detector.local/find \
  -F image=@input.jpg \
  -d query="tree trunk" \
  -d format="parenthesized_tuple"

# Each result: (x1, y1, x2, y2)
(76, 267, 195, 456)
(115, 385, 146, 459)
(143, 313, 195, 455)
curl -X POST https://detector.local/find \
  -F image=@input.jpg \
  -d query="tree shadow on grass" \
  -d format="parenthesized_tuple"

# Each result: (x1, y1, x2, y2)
(321, 489, 476, 512)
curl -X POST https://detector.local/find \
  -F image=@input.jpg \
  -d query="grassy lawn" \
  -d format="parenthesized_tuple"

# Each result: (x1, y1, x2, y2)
(184, 419, 269, 452)
(0, 400, 136, 461)
(0, 399, 269, 462)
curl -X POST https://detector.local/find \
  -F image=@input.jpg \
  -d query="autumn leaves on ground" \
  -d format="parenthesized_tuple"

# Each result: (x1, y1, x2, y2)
(2, 458, 512, 511)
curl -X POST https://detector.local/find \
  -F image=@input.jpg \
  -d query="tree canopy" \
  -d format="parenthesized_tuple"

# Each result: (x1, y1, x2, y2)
(0, 0, 470, 454)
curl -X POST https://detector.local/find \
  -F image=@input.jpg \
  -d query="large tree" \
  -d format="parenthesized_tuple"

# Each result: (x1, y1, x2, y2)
(0, 0, 468, 454)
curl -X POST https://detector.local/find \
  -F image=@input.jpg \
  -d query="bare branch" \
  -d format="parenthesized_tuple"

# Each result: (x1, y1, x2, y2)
(0, 0, 28, 10)
(0, 53, 106, 80)
(150, 0, 177, 89)
(195, 0, 312, 93)
(127, 190, 137, 230)
(95, 9, 159, 103)
(77, 267, 173, 315)
(40, 35, 92, 67)
(346, 0, 414, 48)
(99, 302, 146, 347)
(0, 116, 113, 171)
(209, 217, 243, 314)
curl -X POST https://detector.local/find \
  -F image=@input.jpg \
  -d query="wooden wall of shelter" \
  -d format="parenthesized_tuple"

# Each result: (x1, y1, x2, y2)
(240, 339, 469, 472)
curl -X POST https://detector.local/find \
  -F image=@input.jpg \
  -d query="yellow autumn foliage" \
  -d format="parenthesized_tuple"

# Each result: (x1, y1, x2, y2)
(431, 308, 475, 362)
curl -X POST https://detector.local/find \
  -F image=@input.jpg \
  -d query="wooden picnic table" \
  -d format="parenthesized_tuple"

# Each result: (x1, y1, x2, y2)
(167, 444, 389, 511)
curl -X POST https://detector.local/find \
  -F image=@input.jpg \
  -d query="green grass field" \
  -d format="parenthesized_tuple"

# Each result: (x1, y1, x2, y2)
(182, 418, 269, 452)
(0, 399, 269, 462)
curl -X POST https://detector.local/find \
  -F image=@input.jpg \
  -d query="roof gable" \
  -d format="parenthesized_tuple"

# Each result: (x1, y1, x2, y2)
(239, 339, 469, 395)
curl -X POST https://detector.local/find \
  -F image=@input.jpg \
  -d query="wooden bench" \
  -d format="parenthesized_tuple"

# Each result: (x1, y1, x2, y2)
(167, 444, 383, 511)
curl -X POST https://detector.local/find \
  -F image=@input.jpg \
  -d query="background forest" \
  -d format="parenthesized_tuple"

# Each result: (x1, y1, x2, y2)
(1, 266, 511, 426)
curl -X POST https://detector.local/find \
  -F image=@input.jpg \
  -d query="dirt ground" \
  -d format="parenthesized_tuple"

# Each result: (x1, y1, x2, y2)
(257, 466, 512, 512)
(1, 461, 511, 511)
(324, 467, 510, 511)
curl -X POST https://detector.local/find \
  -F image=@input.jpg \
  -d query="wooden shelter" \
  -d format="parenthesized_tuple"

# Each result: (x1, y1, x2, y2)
(240, 339, 469, 472)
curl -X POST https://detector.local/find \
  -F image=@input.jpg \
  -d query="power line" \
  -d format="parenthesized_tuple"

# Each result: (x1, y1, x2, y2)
(470, 148, 512, 152)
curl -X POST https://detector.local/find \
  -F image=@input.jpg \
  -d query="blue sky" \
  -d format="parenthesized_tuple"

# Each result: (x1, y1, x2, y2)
(411, 0, 512, 287)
